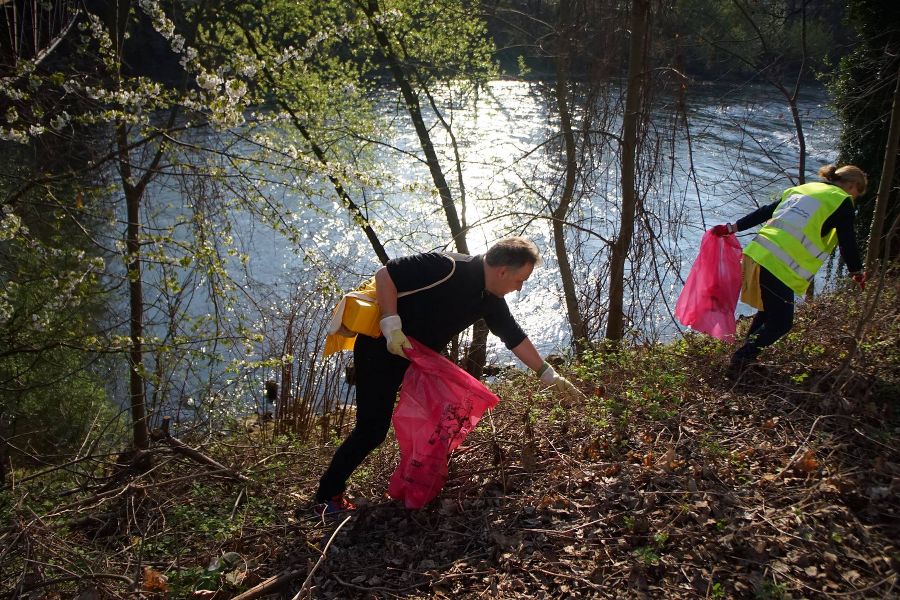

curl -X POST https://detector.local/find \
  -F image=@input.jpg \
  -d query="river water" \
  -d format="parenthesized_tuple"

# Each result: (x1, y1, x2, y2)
(234, 79, 841, 365)
(132, 79, 843, 419)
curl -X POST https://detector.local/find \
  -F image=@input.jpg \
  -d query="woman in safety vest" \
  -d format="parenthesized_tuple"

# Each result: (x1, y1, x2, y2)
(712, 164, 868, 378)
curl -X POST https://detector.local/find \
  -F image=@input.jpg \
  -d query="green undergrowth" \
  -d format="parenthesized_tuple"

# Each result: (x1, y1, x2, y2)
(1, 274, 897, 598)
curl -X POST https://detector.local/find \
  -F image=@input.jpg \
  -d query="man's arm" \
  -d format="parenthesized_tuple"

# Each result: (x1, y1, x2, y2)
(375, 266, 411, 357)
(374, 266, 399, 317)
(510, 338, 583, 401)
(509, 337, 545, 372)
(827, 200, 863, 273)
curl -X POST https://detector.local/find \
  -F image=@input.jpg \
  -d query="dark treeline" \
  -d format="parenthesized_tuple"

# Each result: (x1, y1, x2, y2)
(484, 0, 851, 82)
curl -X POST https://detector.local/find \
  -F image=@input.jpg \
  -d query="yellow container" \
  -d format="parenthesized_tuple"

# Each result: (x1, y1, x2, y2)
(342, 295, 381, 338)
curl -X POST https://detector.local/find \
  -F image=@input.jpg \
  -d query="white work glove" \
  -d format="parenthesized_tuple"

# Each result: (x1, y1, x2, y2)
(537, 361, 583, 402)
(380, 315, 412, 358)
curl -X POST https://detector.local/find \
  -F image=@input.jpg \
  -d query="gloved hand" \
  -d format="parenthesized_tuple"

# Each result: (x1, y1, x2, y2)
(553, 376, 582, 403)
(538, 361, 584, 402)
(851, 271, 867, 290)
(711, 223, 736, 236)
(380, 315, 412, 358)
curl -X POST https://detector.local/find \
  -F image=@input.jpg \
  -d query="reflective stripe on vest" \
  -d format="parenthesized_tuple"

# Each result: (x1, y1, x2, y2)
(749, 235, 816, 281)
(769, 195, 833, 261)
(743, 182, 849, 295)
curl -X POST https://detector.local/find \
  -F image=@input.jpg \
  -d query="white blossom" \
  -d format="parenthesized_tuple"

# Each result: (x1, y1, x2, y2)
(238, 57, 258, 78)
(179, 47, 199, 68)
(50, 111, 71, 130)
(225, 79, 247, 100)
(197, 71, 223, 92)
(0, 212, 22, 240)
(1, 83, 26, 100)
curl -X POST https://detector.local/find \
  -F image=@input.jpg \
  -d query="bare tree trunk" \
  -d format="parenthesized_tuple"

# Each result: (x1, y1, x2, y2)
(461, 320, 489, 379)
(788, 97, 807, 184)
(606, 0, 649, 341)
(552, 0, 587, 349)
(118, 125, 150, 452)
(865, 63, 900, 271)
(0, 425, 8, 488)
(727, 0, 809, 186)
(278, 316, 293, 430)
(360, 0, 469, 255)
(116, 111, 170, 452)
(359, 0, 496, 375)
(791, 2, 807, 185)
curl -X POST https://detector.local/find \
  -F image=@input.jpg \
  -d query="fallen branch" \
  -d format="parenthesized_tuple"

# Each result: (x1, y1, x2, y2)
(152, 417, 253, 484)
(230, 515, 352, 600)
(16, 572, 135, 595)
(293, 514, 353, 600)
(332, 573, 428, 594)
(229, 567, 309, 600)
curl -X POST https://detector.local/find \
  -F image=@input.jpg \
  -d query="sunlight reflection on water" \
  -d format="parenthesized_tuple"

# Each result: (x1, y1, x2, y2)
(339, 81, 839, 363)
(186, 80, 843, 368)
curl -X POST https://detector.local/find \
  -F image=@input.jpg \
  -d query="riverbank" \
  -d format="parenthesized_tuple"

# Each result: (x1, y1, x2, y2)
(2, 272, 897, 598)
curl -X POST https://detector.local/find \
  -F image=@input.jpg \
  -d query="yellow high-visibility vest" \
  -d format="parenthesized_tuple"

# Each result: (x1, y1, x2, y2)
(743, 182, 851, 295)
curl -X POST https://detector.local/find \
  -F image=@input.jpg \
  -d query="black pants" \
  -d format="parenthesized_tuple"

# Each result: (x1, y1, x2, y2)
(316, 333, 410, 502)
(733, 266, 795, 362)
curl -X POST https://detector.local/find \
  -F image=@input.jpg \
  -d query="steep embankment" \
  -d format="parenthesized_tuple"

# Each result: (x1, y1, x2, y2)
(3, 276, 895, 599)
(278, 275, 898, 598)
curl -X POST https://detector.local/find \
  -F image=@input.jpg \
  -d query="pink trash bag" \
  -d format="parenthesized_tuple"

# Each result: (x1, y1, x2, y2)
(388, 338, 499, 509)
(675, 230, 743, 341)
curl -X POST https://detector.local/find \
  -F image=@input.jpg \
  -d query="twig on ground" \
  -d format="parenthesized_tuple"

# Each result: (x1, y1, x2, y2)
(292, 514, 352, 600)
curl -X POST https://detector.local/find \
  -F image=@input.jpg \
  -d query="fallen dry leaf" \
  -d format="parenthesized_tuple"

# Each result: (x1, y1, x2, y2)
(796, 449, 819, 473)
(658, 444, 681, 472)
(143, 566, 168, 593)
(603, 463, 621, 477)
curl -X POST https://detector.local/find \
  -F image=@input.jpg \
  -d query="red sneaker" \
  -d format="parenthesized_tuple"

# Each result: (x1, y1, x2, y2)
(316, 492, 356, 516)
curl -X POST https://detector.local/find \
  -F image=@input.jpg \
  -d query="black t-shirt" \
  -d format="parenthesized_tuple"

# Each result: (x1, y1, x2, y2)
(735, 197, 862, 272)
(386, 252, 527, 352)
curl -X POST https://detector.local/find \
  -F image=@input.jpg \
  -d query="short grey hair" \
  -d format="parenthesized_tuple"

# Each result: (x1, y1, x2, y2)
(484, 236, 542, 268)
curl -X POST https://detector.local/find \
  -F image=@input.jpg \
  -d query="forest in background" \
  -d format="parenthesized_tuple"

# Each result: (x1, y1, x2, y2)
(0, 1, 898, 597)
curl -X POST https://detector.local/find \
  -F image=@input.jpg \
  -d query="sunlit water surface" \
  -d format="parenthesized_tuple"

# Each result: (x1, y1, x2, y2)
(235, 80, 840, 364)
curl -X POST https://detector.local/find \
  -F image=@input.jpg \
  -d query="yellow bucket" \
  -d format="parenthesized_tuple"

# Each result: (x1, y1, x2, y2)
(342, 295, 381, 338)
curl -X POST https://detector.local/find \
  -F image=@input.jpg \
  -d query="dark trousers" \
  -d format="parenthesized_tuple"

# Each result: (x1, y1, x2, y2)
(316, 333, 409, 502)
(733, 266, 795, 362)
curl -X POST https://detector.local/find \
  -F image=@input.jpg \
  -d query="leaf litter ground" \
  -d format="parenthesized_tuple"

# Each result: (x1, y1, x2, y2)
(2, 279, 897, 599)
(265, 281, 898, 599)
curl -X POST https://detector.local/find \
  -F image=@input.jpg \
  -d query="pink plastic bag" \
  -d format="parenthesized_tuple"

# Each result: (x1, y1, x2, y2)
(675, 231, 743, 341)
(388, 338, 499, 509)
